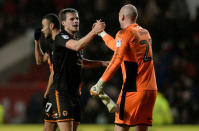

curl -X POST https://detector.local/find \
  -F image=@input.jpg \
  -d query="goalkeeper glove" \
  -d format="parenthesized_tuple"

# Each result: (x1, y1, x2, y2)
(34, 27, 42, 41)
(90, 78, 105, 96)
(99, 91, 117, 113)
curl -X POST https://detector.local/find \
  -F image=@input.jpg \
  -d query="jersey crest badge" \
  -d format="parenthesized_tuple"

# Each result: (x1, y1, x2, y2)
(63, 110, 68, 116)
(116, 40, 121, 47)
(61, 35, 69, 39)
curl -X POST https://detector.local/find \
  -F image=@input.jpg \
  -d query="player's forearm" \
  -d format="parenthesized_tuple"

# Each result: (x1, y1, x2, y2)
(99, 31, 116, 51)
(66, 31, 96, 51)
(34, 40, 44, 65)
(82, 59, 108, 68)
(78, 30, 97, 50)
(44, 70, 54, 98)
(101, 55, 123, 82)
(82, 60, 102, 68)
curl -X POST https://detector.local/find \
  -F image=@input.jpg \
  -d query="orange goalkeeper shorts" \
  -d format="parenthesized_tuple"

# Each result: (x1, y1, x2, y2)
(115, 90, 157, 126)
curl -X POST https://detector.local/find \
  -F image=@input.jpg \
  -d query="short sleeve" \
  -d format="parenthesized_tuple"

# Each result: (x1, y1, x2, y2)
(55, 34, 71, 47)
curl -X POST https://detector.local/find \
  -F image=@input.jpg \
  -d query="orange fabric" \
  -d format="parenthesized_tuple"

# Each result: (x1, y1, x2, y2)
(103, 34, 116, 51)
(102, 24, 157, 91)
(56, 119, 74, 122)
(115, 90, 157, 126)
(55, 90, 61, 117)
(45, 119, 74, 122)
(44, 119, 57, 123)
(48, 57, 53, 72)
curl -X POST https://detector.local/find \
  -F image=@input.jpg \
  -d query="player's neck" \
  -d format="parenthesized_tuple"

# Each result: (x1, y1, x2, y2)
(52, 29, 60, 40)
(64, 28, 75, 38)
(123, 21, 136, 29)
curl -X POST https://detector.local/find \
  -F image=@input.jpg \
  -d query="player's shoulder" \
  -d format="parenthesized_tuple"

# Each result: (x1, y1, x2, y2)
(130, 24, 150, 37)
(117, 28, 133, 38)
(128, 24, 142, 33)
(56, 30, 71, 41)
(134, 24, 149, 33)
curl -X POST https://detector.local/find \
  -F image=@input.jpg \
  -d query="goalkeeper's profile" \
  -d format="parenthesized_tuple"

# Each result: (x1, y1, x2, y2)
(90, 4, 158, 131)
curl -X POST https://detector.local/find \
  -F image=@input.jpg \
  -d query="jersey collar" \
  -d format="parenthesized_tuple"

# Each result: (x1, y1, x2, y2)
(128, 23, 138, 28)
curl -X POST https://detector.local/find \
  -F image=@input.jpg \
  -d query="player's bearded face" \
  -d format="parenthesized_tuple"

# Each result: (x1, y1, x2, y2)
(41, 19, 51, 38)
(63, 13, 79, 33)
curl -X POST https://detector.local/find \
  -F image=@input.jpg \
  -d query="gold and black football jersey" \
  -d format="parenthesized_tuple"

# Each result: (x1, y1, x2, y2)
(52, 30, 82, 98)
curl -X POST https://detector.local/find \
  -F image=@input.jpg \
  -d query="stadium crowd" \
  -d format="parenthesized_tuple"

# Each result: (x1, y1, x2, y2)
(0, 0, 199, 124)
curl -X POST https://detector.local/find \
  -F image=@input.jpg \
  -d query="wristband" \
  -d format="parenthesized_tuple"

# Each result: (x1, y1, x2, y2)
(99, 31, 107, 38)
(96, 78, 105, 89)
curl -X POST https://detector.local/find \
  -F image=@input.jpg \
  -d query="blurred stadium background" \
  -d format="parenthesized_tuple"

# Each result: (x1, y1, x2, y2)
(0, 0, 199, 130)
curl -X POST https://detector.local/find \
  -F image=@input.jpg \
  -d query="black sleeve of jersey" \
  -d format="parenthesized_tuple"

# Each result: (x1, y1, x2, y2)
(55, 34, 71, 48)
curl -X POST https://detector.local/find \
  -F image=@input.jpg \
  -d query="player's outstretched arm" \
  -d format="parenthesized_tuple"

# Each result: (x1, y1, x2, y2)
(98, 31, 116, 51)
(90, 30, 130, 96)
(101, 30, 131, 82)
(65, 22, 105, 51)
(81, 58, 109, 68)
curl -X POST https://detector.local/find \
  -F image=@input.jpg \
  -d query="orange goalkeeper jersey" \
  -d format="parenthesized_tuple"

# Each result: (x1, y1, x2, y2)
(101, 24, 157, 91)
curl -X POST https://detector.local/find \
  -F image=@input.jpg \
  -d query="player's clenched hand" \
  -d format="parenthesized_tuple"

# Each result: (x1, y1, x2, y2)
(34, 27, 42, 41)
(92, 19, 101, 29)
(90, 84, 102, 96)
(90, 78, 105, 96)
(92, 21, 105, 35)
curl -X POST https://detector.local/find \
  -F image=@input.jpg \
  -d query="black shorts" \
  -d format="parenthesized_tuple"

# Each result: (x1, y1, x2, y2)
(49, 89, 81, 122)
(43, 97, 57, 122)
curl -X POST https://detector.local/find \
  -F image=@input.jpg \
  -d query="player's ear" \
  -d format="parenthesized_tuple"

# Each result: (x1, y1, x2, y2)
(49, 23, 54, 30)
(62, 21, 65, 26)
(122, 14, 125, 21)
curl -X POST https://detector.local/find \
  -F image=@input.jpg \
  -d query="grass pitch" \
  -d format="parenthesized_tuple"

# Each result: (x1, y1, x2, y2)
(0, 124, 199, 131)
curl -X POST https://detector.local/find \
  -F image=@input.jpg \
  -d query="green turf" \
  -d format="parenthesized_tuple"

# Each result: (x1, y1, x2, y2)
(0, 124, 199, 131)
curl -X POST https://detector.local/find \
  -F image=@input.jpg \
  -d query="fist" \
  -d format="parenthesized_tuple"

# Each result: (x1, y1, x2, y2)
(34, 27, 42, 40)
(90, 84, 102, 96)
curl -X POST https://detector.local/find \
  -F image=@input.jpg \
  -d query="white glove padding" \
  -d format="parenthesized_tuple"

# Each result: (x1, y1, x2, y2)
(90, 78, 105, 96)
(99, 91, 117, 113)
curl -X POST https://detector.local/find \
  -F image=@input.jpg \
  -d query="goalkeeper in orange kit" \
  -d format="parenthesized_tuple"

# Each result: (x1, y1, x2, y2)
(90, 4, 158, 131)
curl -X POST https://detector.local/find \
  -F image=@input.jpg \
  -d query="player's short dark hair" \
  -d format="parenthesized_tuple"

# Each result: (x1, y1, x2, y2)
(43, 13, 61, 30)
(59, 8, 78, 21)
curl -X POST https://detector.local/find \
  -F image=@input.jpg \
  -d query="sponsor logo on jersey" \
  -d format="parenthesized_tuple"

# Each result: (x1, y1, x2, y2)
(61, 35, 69, 39)
(116, 40, 122, 47)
